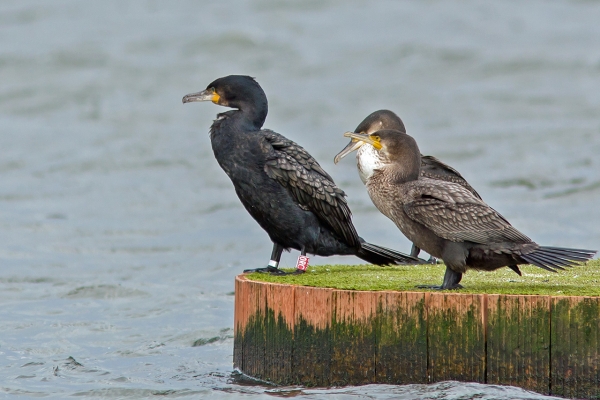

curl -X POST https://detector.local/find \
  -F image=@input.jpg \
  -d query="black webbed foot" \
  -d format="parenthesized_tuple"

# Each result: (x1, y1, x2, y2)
(291, 269, 306, 275)
(269, 268, 289, 275)
(415, 283, 464, 290)
(243, 266, 287, 275)
(416, 266, 463, 290)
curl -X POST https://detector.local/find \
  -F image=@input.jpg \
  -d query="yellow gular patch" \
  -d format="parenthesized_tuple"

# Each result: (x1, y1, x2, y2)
(371, 137, 383, 150)
(212, 93, 221, 104)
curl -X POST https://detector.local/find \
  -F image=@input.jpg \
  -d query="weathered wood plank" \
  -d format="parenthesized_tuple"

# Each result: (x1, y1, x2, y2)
(551, 296, 600, 399)
(426, 292, 486, 383)
(233, 276, 245, 372)
(293, 286, 333, 386)
(330, 290, 378, 386)
(264, 282, 295, 385)
(241, 279, 267, 380)
(376, 291, 427, 384)
(487, 294, 550, 394)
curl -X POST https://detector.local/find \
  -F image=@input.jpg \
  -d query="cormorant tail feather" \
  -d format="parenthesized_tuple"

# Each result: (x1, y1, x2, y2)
(520, 246, 596, 273)
(358, 242, 423, 265)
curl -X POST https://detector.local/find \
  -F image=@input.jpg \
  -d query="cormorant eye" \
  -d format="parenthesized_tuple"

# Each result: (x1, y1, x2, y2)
(210, 87, 216, 93)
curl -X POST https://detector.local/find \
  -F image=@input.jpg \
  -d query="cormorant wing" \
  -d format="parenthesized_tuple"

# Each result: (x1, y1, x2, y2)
(403, 181, 531, 244)
(262, 132, 360, 248)
(420, 155, 482, 200)
(263, 130, 334, 181)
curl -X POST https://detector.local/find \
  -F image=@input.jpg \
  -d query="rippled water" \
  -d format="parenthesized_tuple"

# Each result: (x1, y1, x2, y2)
(1, 1, 598, 398)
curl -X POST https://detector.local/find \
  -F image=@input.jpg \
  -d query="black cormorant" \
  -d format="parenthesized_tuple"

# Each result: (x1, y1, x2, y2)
(334, 110, 488, 266)
(341, 129, 596, 289)
(182, 75, 420, 274)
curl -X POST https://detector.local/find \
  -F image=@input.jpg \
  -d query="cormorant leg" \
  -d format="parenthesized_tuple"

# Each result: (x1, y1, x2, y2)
(416, 266, 463, 290)
(293, 247, 309, 275)
(243, 243, 287, 275)
(440, 267, 463, 289)
(508, 265, 522, 276)
(411, 244, 439, 264)
(410, 244, 421, 258)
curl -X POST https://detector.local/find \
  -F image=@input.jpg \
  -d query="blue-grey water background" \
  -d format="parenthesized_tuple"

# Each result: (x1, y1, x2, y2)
(1, 1, 599, 398)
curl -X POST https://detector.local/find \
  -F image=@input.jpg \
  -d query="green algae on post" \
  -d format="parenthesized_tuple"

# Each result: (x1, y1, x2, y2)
(246, 259, 600, 296)
(235, 272, 600, 396)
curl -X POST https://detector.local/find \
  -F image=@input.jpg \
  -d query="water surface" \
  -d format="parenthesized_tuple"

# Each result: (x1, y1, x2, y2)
(1, 1, 599, 398)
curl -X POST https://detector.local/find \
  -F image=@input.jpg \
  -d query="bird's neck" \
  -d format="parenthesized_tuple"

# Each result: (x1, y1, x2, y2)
(210, 93, 268, 136)
(210, 108, 264, 137)
(381, 156, 420, 185)
(233, 98, 268, 131)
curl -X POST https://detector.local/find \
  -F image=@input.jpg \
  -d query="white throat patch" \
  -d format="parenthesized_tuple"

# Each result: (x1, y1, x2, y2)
(356, 145, 384, 184)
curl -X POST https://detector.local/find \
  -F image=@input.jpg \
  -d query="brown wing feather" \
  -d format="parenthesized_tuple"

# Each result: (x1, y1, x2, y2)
(420, 155, 482, 200)
(403, 181, 531, 244)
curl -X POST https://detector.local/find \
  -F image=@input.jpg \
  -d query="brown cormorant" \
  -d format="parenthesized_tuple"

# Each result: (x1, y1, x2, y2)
(182, 76, 420, 274)
(342, 129, 596, 289)
(334, 110, 486, 266)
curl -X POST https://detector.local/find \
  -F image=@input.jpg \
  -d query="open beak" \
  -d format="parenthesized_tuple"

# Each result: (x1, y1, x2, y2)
(334, 132, 368, 164)
(343, 131, 381, 146)
(182, 89, 217, 104)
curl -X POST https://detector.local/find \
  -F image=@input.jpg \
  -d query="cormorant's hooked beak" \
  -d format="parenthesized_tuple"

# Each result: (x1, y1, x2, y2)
(182, 89, 220, 104)
(334, 133, 365, 164)
(343, 132, 382, 149)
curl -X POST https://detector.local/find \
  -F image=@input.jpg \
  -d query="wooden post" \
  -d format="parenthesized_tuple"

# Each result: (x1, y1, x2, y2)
(234, 275, 600, 398)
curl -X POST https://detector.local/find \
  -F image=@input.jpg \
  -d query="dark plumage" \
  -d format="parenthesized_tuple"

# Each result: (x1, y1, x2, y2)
(342, 129, 596, 289)
(182, 75, 419, 274)
(334, 110, 491, 265)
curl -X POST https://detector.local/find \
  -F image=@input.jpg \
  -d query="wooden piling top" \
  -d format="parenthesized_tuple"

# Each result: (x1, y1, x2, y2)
(234, 265, 600, 398)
